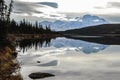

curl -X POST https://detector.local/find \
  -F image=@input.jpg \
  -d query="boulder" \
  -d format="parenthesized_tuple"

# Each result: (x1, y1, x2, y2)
(29, 72, 55, 79)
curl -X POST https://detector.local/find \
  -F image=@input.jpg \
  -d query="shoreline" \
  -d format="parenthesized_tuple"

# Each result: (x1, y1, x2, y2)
(6, 33, 61, 42)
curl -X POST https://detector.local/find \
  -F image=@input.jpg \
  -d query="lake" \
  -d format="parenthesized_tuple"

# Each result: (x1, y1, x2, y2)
(16, 37, 120, 80)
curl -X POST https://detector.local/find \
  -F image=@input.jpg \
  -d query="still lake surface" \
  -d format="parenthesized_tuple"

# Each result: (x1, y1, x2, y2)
(17, 37, 120, 80)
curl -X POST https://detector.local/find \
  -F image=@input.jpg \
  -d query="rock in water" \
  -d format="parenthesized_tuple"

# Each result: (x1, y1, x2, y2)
(37, 61, 41, 63)
(29, 72, 55, 79)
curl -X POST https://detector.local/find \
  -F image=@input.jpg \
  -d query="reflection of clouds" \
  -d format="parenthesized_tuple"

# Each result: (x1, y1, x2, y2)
(37, 60, 58, 66)
(108, 61, 120, 68)
(18, 44, 120, 80)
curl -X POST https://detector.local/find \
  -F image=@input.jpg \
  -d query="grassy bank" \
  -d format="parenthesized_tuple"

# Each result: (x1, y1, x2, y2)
(6, 33, 61, 42)
(0, 39, 23, 80)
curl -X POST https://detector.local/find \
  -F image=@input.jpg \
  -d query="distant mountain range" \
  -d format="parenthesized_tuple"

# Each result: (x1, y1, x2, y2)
(39, 14, 108, 31)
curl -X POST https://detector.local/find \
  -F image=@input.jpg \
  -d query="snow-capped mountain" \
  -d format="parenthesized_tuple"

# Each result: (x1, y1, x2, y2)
(39, 14, 108, 31)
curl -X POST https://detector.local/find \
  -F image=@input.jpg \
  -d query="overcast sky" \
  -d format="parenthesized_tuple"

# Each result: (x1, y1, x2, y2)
(8, 0, 120, 23)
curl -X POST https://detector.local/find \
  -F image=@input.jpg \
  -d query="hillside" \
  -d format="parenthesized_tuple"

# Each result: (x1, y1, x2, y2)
(61, 24, 120, 36)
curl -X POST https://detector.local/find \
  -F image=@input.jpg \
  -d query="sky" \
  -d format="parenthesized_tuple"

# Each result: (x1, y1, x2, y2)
(8, 0, 120, 23)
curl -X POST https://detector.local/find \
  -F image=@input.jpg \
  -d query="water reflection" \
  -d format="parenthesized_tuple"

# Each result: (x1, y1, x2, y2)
(0, 39, 23, 80)
(64, 35, 120, 45)
(16, 37, 120, 80)
(16, 38, 54, 53)
(51, 37, 108, 54)
(17, 37, 108, 54)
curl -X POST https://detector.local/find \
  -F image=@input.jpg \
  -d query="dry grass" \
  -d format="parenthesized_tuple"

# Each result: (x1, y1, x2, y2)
(0, 45, 23, 80)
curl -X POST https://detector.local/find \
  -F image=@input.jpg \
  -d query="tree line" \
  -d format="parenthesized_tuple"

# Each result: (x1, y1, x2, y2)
(0, 0, 54, 38)
(8, 19, 53, 34)
(0, 0, 13, 37)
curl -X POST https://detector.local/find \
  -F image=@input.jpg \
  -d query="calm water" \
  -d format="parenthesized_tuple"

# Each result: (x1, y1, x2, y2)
(17, 37, 120, 80)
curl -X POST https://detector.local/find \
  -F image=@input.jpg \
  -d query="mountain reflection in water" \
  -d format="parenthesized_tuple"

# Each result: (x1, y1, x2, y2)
(0, 37, 120, 80)
(17, 37, 120, 80)
(16, 37, 108, 54)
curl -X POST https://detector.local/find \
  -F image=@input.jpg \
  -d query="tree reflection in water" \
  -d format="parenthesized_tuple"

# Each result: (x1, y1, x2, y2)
(0, 39, 23, 80)
(17, 38, 54, 52)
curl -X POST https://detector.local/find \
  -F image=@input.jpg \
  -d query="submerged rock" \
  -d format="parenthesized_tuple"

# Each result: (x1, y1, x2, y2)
(37, 61, 41, 63)
(29, 72, 55, 79)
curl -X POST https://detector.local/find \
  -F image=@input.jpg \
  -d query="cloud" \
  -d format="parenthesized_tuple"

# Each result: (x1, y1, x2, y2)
(58, 12, 120, 23)
(100, 14, 120, 23)
(11, 1, 66, 21)
(12, 0, 64, 20)
(11, 0, 120, 23)
(107, 2, 120, 8)
(94, 2, 120, 9)
(94, 7, 104, 9)
(37, 2, 58, 8)
(13, 1, 44, 15)
(13, 1, 58, 15)
(50, 15, 59, 17)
